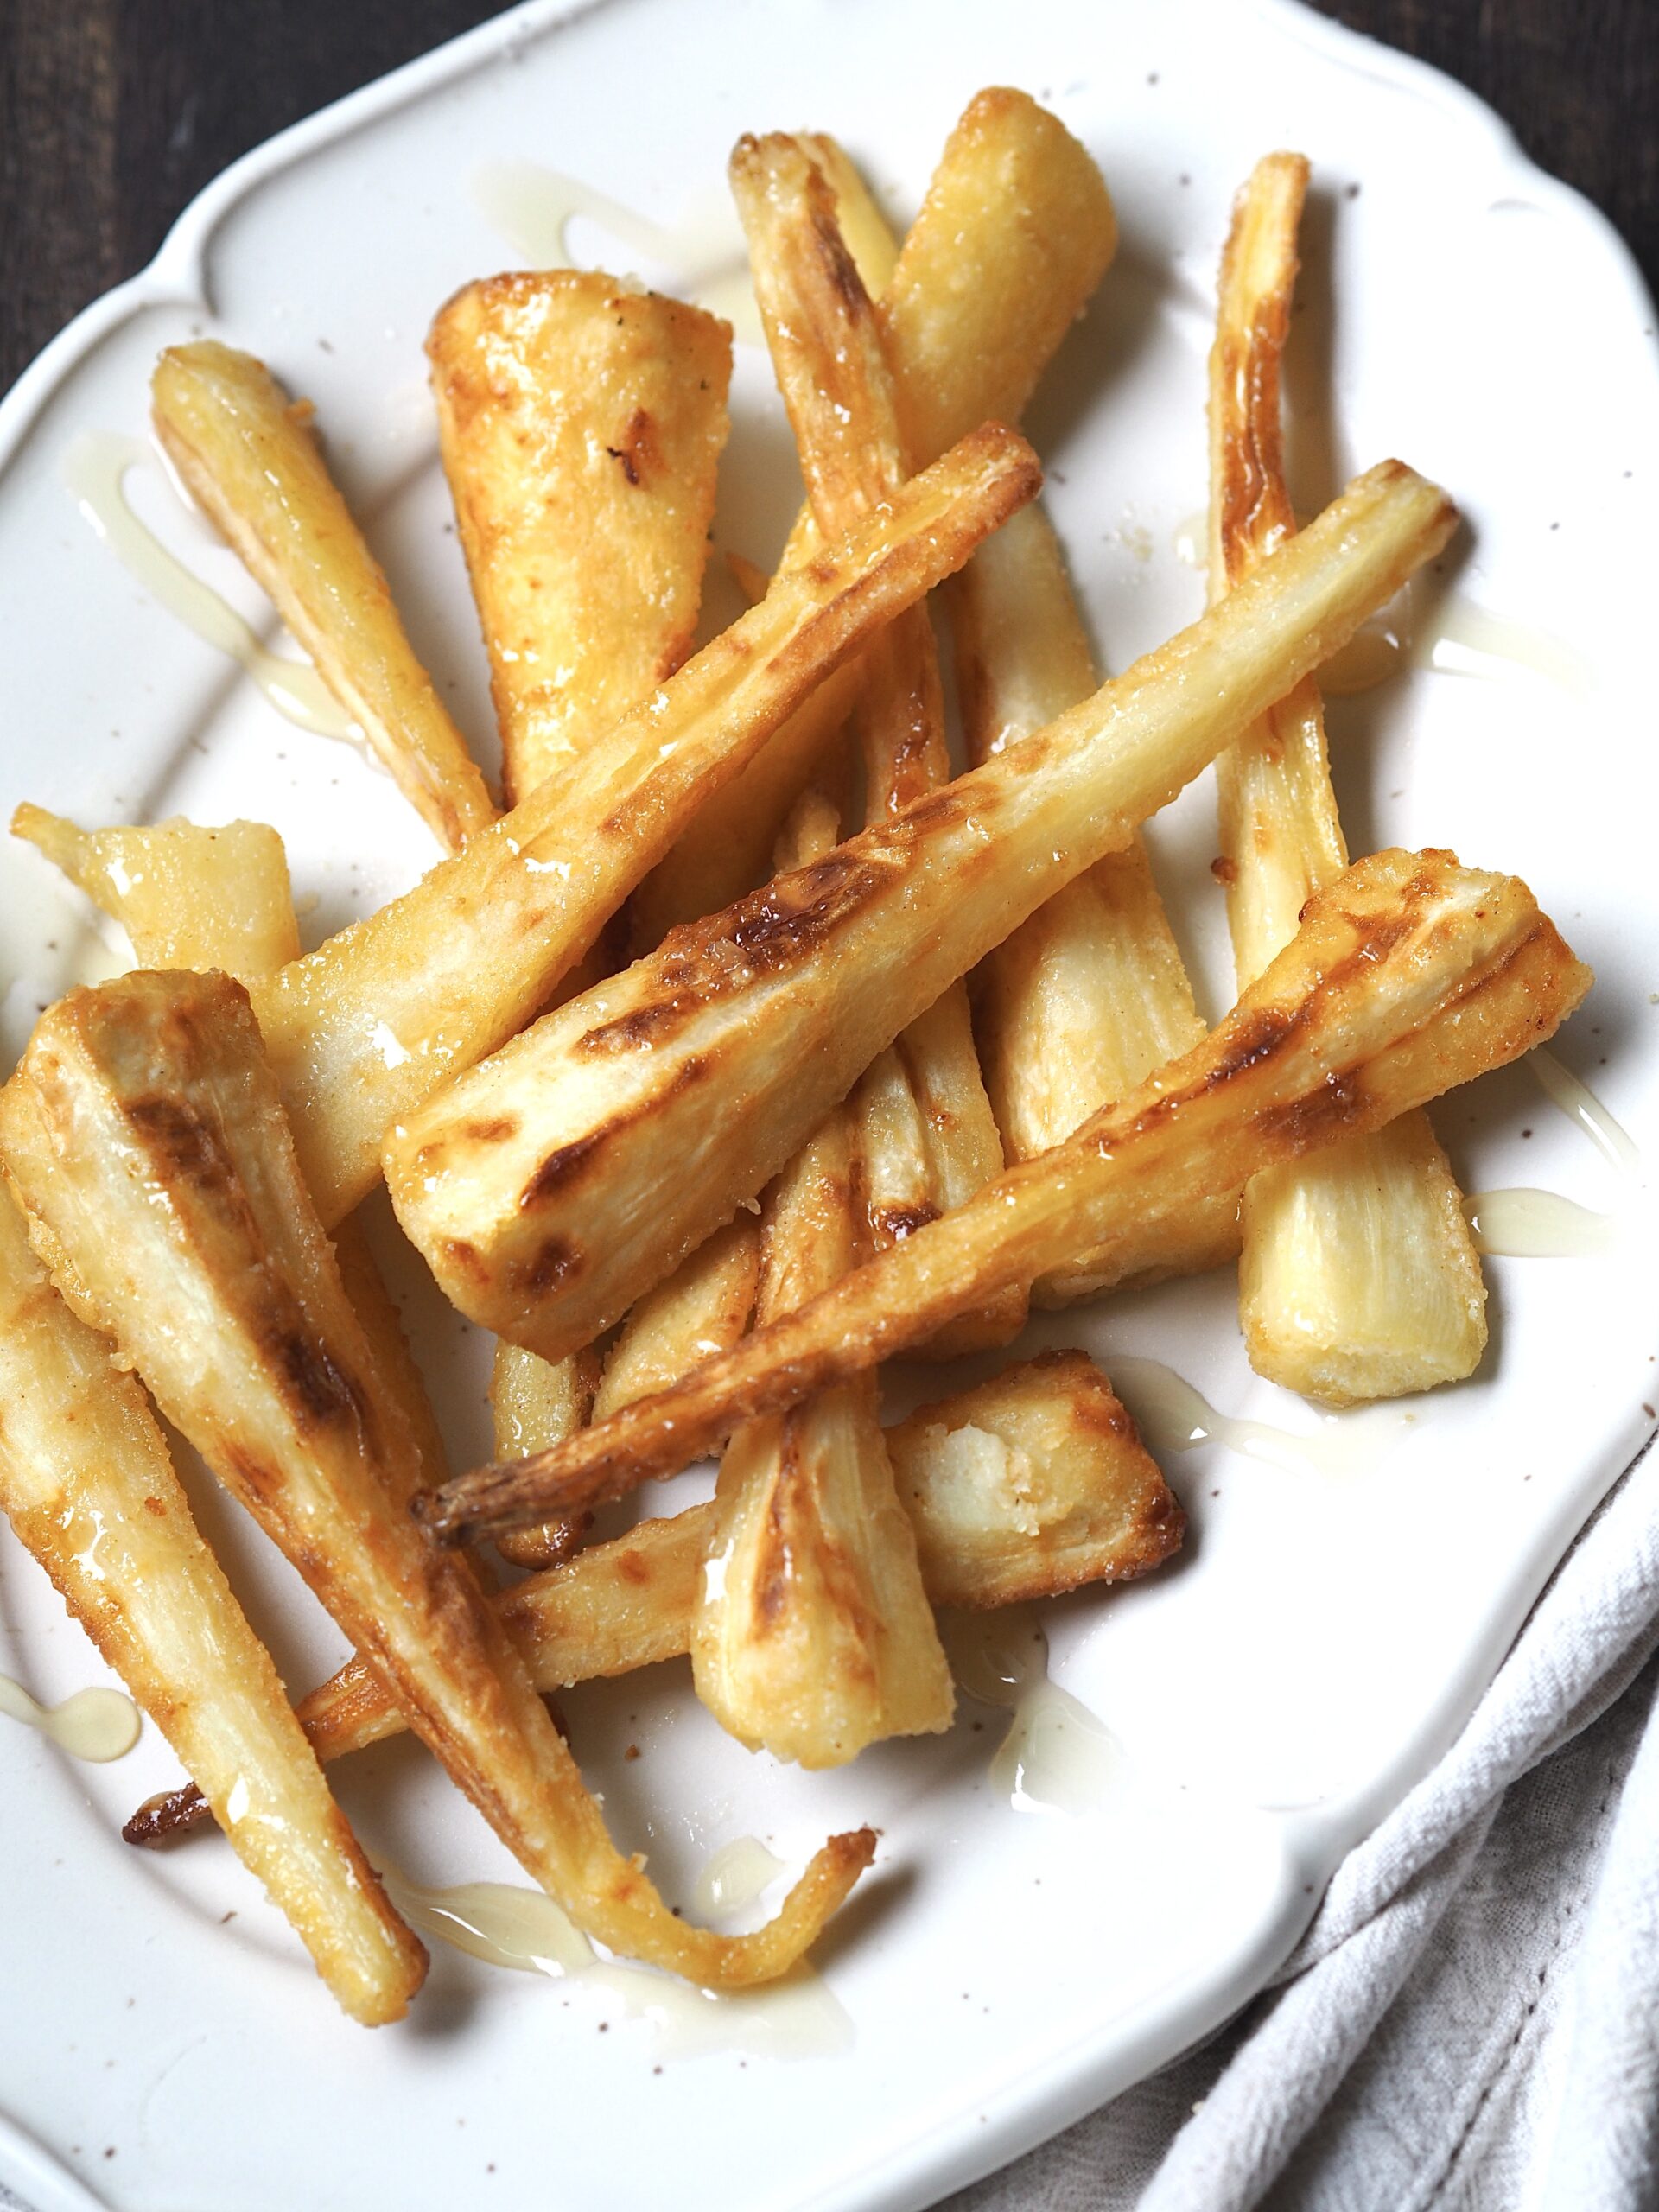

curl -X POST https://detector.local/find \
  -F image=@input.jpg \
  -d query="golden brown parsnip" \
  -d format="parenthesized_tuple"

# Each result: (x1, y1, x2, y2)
(440, 277, 735, 1563)
(12, 805, 301, 976)
(880, 87, 1116, 464)
(250, 417, 1039, 1227)
(0, 808, 429, 2021)
(486, 1342, 596, 1569)
(3, 971, 870, 1987)
(630, 92, 1114, 944)
(593, 1213, 760, 1423)
(887, 1350, 1181, 1611)
(150, 343, 493, 852)
(429, 275, 732, 805)
(387, 461, 1457, 1357)
(419, 847, 1590, 1540)
(130, 1350, 1178, 1840)
(731, 130, 1020, 1356)
(0, 1185, 426, 2024)
(1208, 153, 1486, 1403)
(953, 505, 1241, 1306)
(690, 789, 952, 1768)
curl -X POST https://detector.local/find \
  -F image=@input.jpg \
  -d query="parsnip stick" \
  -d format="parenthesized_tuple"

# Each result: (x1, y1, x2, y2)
(419, 847, 1590, 1540)
(593, 1213, 760, 1423)
(630, 92, 1114, 944)
(151, 344, 493, 852)
(0, 828, 428, 2023)
(0, 1187, 427, 2022)
(435, 278, 731, 1560)
(29, 789, 458, 1654)
(626, 657, 861, 950)
(880, 87, 1116, 464)
(954, 503, 1242, 1305)
(429, 276, 732, 806)
(248, 419, 1037, 1226)
(691, 788, 951, 1767)
(130, 1348, 1178, 1840)
(12, 805, 301, 976)
(731, 132, 1020, 1356)
(16, 797, 455, 1482)
(888, 1350, 1184, 1611)
(388, 461, 1457, 1357)
(3, 972, 871, 1987)
(1209, 153, 1485, 1403)
(485, 1344, 596, 1569)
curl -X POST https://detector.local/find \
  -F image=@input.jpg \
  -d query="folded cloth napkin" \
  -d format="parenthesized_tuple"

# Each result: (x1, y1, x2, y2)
(945, 1431, 1659, 2212)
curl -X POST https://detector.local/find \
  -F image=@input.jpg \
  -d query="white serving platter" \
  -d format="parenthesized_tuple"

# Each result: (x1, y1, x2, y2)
(1, 3, 1656, 2208)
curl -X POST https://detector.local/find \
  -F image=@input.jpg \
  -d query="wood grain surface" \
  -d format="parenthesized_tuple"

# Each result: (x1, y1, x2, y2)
(1, 0, 1653, 391)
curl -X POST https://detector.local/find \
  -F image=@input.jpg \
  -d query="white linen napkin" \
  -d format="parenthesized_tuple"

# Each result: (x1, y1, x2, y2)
(944, 1432, 1659, 2212)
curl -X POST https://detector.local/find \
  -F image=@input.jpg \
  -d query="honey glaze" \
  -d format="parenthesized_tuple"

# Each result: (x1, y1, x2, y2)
(382, 1847, 852, 2060)
(470, 161, 763, 344)
(1173, 517, 1593, 700)
(1462, 1189, 1621, 1258)
(1460, 1051, 1643, 1259)
(0, 1671, 141, 1760)
(941, 1606, 1120, 1816)
(61, 431, 360, 742)
(1105, 1355, 1398, 1477)
(1531, 1050, 1641, 1179)
(1322, 587, 1592, 698)
(690, 1835, 785, 1918)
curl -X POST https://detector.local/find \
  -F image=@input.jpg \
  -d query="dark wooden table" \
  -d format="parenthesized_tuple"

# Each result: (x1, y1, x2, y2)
(2, 0, 1654, 396)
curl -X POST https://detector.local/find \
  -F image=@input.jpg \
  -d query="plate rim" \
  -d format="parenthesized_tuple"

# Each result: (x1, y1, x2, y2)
(2, 6, 1657, 2211)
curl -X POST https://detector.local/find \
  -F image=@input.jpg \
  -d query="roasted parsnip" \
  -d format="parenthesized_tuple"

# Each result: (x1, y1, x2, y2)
(880, 87, 1116, 463)
(13, 805, 301, 976)
(0, 829, 429, 2024)
(732, 131, 1020, 1355)
(0, 1185, 426, 2024)
(449, 270, 746, 1565)
(419, 847, 1591, 1539)
(954, 504, 1242, 1305)
(130, 1350, 1178, 1840)
(435, 277, 732, 1560)
(13, 795, 453, 1482)
(388, 461, 1458, 1357)
(486, 1343, 596, 1569)
(887, 1350, 1182, 1610)
(11, 787, 457, 1770)
(630, 92, 1114, 944)
(429, 275, 732, 805)
(1208, 153, 1486, 1403)
(151, 343, 493, 852)
(250, 418, 1039, 1225)
(593, 1213, 760, 1422)
(2, 971, 870, 1986)
(691, 789, 952, 1767)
